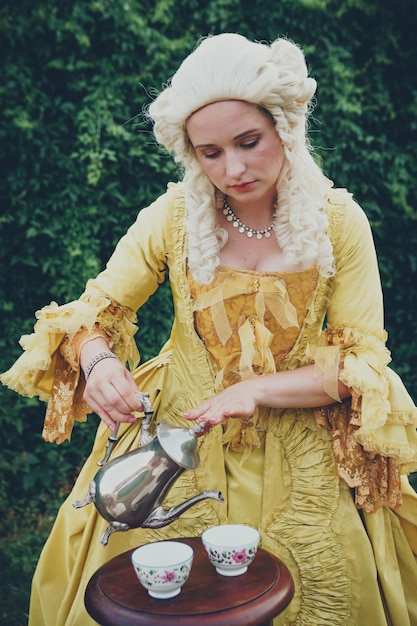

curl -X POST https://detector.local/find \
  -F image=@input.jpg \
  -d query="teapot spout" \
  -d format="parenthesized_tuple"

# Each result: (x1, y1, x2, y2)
(142, 490, 224, 529)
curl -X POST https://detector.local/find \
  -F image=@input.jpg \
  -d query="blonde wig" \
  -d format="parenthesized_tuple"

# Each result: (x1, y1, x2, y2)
(148, 33, 334, 284)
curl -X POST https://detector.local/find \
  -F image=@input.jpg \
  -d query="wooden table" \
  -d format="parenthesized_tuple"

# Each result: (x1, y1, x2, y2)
(85, 537, 294, 626)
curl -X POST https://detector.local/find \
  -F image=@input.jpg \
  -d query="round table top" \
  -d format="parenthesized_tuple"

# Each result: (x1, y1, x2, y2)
(85, 537, 294, 626)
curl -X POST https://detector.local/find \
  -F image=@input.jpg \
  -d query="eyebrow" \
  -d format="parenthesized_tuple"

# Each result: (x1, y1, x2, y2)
(193, 128, 261, 150)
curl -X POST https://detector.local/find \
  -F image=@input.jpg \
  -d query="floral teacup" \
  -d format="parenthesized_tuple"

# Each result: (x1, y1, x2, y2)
(201, 524, 260, 576)
(131, 541, 193, 598)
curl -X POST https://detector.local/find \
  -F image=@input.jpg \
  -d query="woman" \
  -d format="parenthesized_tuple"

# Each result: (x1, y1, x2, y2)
(2, 33, 417, 626)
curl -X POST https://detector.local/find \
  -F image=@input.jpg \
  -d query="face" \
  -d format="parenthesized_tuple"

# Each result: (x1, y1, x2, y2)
(186, 100, 284, 209)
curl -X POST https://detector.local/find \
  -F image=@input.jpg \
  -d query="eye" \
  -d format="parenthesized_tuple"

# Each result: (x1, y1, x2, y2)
(202, 150, 221, 160)
(241, 137, 260, 149)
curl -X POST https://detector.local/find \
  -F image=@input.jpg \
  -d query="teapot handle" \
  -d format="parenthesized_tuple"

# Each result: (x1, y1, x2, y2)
(137, 391, 155, 447)
(97, 424, 120, 466)
(97, 391, 155, 465)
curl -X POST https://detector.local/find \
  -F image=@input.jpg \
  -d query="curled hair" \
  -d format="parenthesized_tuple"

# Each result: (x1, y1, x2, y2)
(148, 33, 334, 283)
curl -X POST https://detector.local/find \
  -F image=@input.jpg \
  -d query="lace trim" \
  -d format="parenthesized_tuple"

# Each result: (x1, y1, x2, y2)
(315, 397, 402, 512)
(0, 290, 139, 443)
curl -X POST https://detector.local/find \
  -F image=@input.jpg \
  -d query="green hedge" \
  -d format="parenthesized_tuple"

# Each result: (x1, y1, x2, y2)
(0, 2, 416, 620)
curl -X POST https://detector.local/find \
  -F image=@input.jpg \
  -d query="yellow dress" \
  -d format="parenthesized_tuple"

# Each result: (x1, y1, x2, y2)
(2, 182, 417, 625)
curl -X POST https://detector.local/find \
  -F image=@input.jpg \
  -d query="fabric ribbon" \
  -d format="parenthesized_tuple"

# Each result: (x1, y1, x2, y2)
(193, 277, 299, 346)
(308, 344, 342, 402)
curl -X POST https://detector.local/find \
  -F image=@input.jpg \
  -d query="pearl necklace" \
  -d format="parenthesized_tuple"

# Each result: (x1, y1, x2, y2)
(223, 199, 274, 239)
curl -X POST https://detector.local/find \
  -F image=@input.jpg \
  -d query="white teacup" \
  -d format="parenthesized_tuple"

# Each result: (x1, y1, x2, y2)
(131, 541, 193, 599)
(202, 524, 260, 576)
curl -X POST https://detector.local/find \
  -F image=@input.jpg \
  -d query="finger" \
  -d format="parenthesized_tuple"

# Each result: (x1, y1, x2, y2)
(183, 404, 209, 421)
(183, 398, 220, 421)
(100, 387, 139, 421)
(85, 384, 137, 426)
(203, 413, 226, 425)
(85, 361, 140, 413)
(86, 396, 118, 432)
(185, 406, 224, 425)
(88, 374, 141, 417)
(108, 373, 143, 414)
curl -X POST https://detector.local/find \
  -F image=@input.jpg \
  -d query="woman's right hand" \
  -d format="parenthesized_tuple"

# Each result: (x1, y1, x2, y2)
(81, 337, 143, 432)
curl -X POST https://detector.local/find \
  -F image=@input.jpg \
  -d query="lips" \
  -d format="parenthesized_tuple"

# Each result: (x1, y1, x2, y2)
(231, 181, 255, 191)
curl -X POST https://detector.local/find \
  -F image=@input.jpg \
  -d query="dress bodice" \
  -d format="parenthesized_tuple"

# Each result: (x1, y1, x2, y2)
(189, 265, 319, 390)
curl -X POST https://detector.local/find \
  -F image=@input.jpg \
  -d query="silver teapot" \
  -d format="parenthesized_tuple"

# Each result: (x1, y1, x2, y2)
(73, 393, 224, 545)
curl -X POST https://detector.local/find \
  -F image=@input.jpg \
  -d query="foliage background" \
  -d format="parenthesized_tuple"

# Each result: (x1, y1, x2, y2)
(0, 0, 416, 623)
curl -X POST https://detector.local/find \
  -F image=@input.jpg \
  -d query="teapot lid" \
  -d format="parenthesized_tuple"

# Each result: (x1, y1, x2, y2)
(157, 420, 200, 469)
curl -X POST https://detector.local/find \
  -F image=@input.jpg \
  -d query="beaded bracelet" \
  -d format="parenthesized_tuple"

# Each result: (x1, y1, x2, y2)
(84, 351, 118, 381)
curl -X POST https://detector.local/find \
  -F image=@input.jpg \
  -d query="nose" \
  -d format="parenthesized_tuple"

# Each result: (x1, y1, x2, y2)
(224, 151, 246, 179)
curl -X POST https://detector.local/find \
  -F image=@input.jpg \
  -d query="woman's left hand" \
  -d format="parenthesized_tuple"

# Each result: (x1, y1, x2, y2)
(183, 380, 258, 426)
(184, 365, 351, 429)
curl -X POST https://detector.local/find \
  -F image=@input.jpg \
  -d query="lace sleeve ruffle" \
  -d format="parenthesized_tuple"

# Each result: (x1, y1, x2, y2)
(307, 326, 417, 512)
(0, 283, 139, 443)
